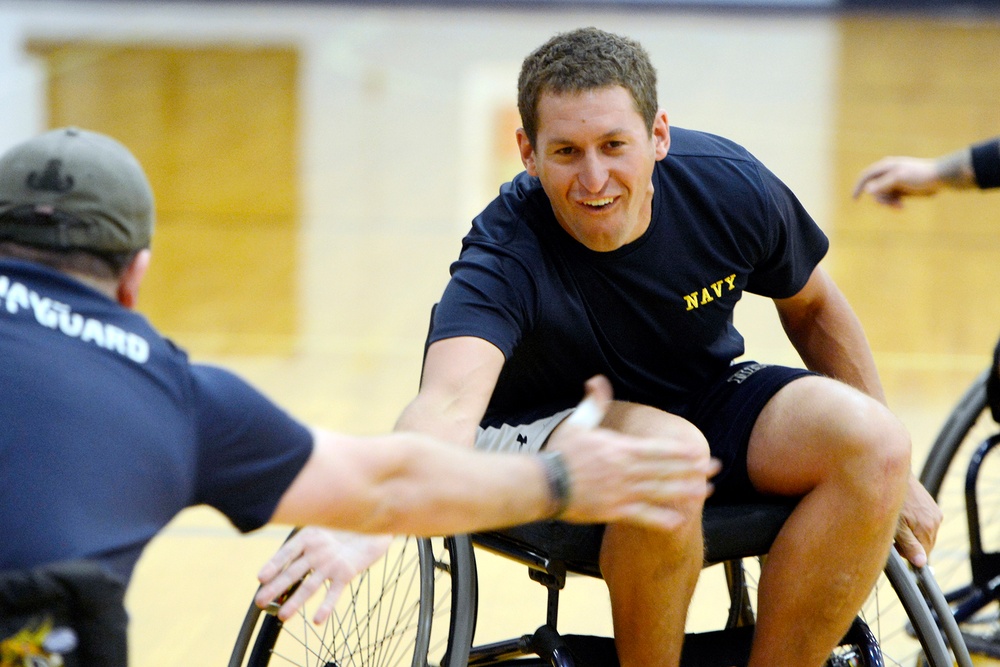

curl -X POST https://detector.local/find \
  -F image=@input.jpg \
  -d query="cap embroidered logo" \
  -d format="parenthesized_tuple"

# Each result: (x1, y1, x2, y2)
(26, 160, 74, 193)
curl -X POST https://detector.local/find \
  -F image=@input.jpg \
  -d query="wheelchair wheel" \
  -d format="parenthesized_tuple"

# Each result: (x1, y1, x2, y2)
(730, 552, 964, 667)
(918, 369, 1000, 656)
(717, 558, 882, 667)
(228, 533, 477, 667)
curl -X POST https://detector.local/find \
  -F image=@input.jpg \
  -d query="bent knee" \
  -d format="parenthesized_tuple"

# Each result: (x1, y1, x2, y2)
(753, 381, 911, 506)
(849, 401, 910, 476)
(834, 400, 911, 511)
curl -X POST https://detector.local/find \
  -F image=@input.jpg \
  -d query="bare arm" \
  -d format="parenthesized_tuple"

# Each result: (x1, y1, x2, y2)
(774, 266, 941, 565)
(270, 428, 561, 535)
(394, 336, 506, 446)
(851, 146, 976, 209)
(272, 373, 710, 534)
(773, 266, 886, 403)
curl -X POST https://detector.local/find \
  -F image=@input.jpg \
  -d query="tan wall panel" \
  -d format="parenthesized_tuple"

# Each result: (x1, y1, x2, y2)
(832, 17, 1000, 359)
(27, 42, 299, 355)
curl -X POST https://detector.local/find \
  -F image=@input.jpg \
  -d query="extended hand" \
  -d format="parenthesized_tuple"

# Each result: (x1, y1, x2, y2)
(255, 527, 394, 624)
(852, 156, 944, 208)
(548, 376, 720, 530)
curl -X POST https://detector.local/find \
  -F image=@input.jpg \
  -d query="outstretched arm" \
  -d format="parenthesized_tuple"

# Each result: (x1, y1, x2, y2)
(852, 137, 1000, 208)
(270, 374, 714, 535)
(851, 149, 974, 208)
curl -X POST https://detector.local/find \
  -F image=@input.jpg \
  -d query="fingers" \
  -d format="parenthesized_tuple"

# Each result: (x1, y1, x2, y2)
(255, 537, 308, 608)
(895, 522, 928, 568)
(852, 162, 889, 200)
(905, 477, 942, 559)
(899, 476, 942, 563)
(311, 582, 348, 625)
(257, 534, 303, 584)
(853, 165, 909, 208)
(255, 551, 312, 616)
(255, 554, 345, 624)
(907, 510, 940, 559)
(564, 375, 612, 429)
(583, 374, 613, 405)
(277, 573, 327, 622)
(255, 529, 395, 624)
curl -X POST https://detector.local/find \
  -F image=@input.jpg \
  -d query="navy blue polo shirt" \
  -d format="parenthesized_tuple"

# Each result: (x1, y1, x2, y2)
(0, 259, 312, 582)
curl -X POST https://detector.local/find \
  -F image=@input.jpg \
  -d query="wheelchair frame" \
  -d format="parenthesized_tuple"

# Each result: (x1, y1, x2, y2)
(918, 368, 1000, 658)
(228, 501, 970, 667)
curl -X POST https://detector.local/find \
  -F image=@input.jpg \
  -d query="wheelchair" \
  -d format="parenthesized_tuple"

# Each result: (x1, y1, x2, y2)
(914, 338, 1000, 658)
(0, 559, 128, 667)
(228, 500, 970, 667)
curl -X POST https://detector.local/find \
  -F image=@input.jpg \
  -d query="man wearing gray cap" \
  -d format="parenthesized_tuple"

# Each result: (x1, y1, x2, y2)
(0, 128, 715, 665)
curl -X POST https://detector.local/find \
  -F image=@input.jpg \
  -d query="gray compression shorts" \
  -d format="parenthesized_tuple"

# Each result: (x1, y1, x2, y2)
(476, 407, 574, 454)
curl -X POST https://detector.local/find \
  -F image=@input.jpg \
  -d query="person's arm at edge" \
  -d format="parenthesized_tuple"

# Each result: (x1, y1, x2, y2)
(852, 137, 1000, 208)
(269, 427, 565, 536)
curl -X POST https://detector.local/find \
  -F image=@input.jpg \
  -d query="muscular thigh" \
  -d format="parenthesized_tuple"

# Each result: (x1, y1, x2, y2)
(600, 400, 703, 442)
(746, 374, 892, 497)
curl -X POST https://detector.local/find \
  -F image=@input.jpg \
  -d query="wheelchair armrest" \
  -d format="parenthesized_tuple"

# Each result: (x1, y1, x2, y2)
(472, 499, 797, 581)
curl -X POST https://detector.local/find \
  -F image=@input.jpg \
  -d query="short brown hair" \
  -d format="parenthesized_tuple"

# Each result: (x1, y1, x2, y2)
(517, 27, 659, 147)
(0, 240, 136, 281)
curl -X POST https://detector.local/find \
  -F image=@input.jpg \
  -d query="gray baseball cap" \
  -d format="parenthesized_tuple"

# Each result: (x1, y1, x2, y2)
(0, 127, 154, 253)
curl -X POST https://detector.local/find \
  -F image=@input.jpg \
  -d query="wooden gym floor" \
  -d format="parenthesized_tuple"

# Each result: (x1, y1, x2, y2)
(1, 1, 999, 664)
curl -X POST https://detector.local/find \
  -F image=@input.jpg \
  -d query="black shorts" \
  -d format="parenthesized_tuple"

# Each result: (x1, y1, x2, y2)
(680, 361, 816, 504)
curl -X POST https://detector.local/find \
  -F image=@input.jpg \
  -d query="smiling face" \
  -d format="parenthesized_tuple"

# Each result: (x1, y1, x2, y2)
(516, 85, 670, 252)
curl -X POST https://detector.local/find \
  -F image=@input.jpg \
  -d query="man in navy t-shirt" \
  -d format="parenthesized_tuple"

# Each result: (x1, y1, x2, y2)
(0, 127, 719, 664)
(394, 27, 943, 667)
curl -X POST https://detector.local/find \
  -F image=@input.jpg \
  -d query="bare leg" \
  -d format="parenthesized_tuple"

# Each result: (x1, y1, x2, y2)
(601, 515, 703, 667)
(565, 401, 708, 667)
(746, 377, 910, 667)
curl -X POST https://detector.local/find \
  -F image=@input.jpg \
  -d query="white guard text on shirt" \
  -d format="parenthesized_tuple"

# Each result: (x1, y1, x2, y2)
(0, 274, 150, 364)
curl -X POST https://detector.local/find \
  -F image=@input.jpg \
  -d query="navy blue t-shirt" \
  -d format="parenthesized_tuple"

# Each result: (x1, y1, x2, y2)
(0, 259, 313, 582)
(430, 127, 829, 426)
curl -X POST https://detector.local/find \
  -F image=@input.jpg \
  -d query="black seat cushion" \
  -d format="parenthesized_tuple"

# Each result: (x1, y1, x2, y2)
(473, 500, 797, 579)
